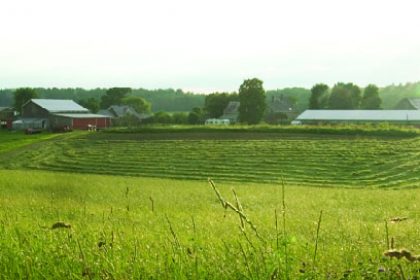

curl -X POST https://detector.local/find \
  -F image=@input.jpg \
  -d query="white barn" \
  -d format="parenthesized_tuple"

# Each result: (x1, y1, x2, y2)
(294, 110, 420, 125)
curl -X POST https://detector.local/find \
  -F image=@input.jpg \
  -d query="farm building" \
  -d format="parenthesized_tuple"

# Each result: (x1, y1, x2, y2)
(220, 101, 240, 123)
(0, 107, 14, 129)
(266, 95, 298, 124)
(394, 98, 420, 110)
(98, 105, 151, 123)
(294, 110, 420, 125)
(14, 99, 111, 130)
(267, 95, 298, 117)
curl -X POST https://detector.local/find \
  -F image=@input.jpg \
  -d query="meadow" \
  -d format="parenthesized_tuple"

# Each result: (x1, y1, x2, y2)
(1, 130, 419, 188)
(0, 131, 58, 153)
(0, 130, 419, 279)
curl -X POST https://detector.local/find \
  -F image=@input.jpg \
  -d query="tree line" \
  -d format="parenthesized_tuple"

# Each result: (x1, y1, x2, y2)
(4, 80, 420, 126)
(2, 82, 420, 113)
(0, 87, 205, 113)
(309, 83, 381, 109)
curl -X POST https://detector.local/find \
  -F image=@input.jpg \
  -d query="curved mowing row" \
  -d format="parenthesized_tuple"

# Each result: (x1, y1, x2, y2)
(5, 136, 420, 188)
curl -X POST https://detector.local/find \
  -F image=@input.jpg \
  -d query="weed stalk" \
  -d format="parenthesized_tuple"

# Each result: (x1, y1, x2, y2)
(312, 210, 323, 272)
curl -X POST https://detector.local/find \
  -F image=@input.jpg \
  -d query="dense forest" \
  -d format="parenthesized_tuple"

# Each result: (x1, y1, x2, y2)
(1, 82, 420, 112)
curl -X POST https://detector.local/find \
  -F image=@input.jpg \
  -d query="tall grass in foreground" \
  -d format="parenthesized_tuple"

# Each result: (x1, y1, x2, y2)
(0, 170, 418, 279)
(208, 178, 418, 279)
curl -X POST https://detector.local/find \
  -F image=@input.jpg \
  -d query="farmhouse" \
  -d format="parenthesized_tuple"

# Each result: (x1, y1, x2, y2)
(394, 98, 420, 110)
(98, 105, 151, 122)
(266, 95, 298, 124)
(220, 101, 240, 123)
(0, 107, 14, 129)
(294, 110, 420, 125)
(15, 99, 111, 130)
(267, 95, 298, 117)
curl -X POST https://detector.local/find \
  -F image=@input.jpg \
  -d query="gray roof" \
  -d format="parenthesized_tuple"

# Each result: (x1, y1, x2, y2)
(223, 101, 240, 115)
(103, 105, 151, 120)
(269, 96, 296, 112)
(408, 98, 420, 109)
(53, 113, 110, 119)
(30, 99, 89, 113)
(296, 110, 420, 121)
(109, 105, 136, 117)
(97, 109, 115, 118)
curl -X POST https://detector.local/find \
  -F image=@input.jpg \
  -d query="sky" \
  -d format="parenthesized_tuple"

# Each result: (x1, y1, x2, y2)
(0, 0, 419, 92)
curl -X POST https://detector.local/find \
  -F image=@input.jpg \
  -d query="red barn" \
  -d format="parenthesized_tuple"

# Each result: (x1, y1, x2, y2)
(52, 113, 112, 130)
(20, 99, 111, 130)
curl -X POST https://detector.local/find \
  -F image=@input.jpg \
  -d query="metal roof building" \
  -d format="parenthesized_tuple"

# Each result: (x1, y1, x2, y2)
(295, 110, 420, 124)
(19, 99, 111, 130)
(28, 99, 89, 113)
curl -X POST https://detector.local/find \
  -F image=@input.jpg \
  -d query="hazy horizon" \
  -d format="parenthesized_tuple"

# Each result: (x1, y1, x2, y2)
(1, 0, 419, 93)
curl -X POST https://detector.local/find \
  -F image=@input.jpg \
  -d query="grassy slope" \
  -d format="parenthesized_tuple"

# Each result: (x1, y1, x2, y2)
(0, 131, 60, 153)
(1, 132, 419, 188)
(0, 170, 418, 279)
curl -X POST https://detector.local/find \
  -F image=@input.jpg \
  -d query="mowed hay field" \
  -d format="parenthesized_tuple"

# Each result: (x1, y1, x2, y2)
(0, 130, 419, 279)
(1, 132, 420, 188)
(0, 170, 419, 279)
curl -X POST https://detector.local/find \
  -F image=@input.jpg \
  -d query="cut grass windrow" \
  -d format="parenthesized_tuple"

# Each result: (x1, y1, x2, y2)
(1, 133, 419, 188)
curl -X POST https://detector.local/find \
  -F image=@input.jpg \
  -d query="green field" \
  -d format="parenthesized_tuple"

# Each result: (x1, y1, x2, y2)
(0, 131, 59, 153)
(0, 170, 419, 279)
(0, 130, 419, 279)
(1, 131, 419, 188)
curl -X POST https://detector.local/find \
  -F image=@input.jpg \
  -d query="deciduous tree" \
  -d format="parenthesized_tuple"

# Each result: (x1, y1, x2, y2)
(122, 96, 151, 113)
(204, 92, 238, 118)
(14, 88, 38, 113)
(100, 87, 131, 109)
(238, 78, 266, 124)
(309, 84, 329, 109)
(361, 84, 382, 109)
(188, 107, 205, 124)
(78, 98, 100, 113)
(328, 83, 361, 109)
